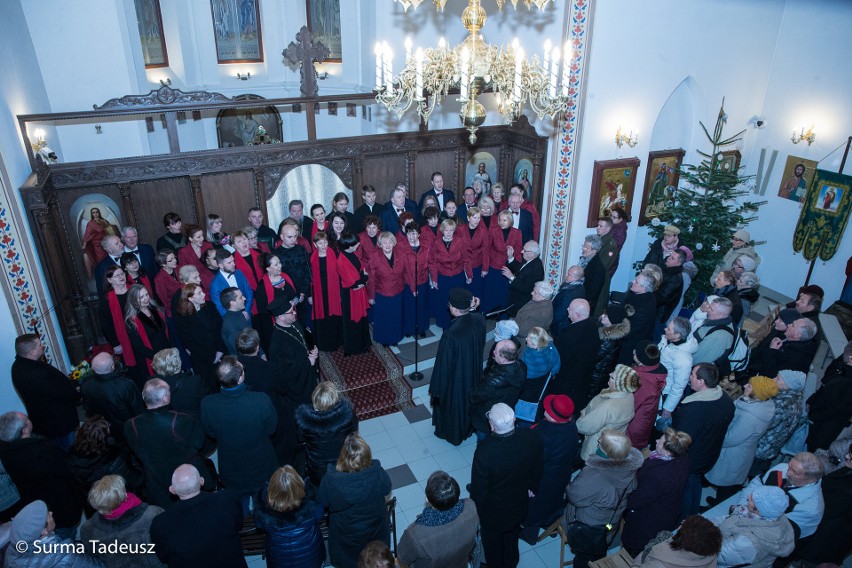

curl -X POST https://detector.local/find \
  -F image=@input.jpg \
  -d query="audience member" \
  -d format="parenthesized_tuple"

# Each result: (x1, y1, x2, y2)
(626, 341, 668, 450)
(501, 240, 543, 317)
(152, 348, 207, 418)
(551, 299, 601, 411)
(173, 282, 225, 392)
(563, 429, 643, 568)
(319, 434, 392, 568)
(295, 381, 359, 487)
(513, 280, 553, 338)
(520, 394, 578, 544)
(737, 451, 825, 539)
(576, 364, 638, 462)
(11, 333, 80, 450)
(80, 352, 144, 444)
(806, 341, 852, 450)
(518, 327, 561, 406)
(705, 375, 778, 504)
(710, 229, 760, 284)
(643, 224, 680, 268)
(751, 369, 808, 476)
(429, 287, 486, 445)
(656, 248, 685, 325)
(657, 317, 695, 421)
(200, 356, 277, 513)
(736, 270, 760, 324)
(586, 306, 631, 409)
(0, 412, 85, 538)
(397, 471, 479, 568)
(80, 474, 164, 568)
(470, 403, 543, 568)
(253, 465, 326, 568)
(357, 541, 395, 568)
(579, 235, 605, 315)
(747, 317, 818, 377)
(671, 363, 735, 519)
(550, 265, 585, 337)
(712, 270, 744, 328)
(469, 339, 525, 438)
(4, 499, 103, 567)
(621, 428, 692, 557)
(631, 515, 722, 568)
(67, 416, 143, 496)
(714, 485, 794, 568)
(690, 296, 735, 365)
(611, 272, 658, 365)
(149, 464, 247, 568)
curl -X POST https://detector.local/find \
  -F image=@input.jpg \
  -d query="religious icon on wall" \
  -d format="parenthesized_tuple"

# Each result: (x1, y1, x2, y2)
(71, 194, 123, 294)
(587, 158, 641, 227)
(307, 0, 342, 61)
(778, 155, 818, 203)
(466, 152, 497, 198)
(216, 95, 282, 147)
(513, 158, 534, 200)
(134, 0, 168, 68)
(639, 149, 684, 226)
(211, 0, 264, 63)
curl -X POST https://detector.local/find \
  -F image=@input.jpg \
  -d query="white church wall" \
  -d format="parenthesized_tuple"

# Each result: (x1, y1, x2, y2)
(740, 0, 852, 304)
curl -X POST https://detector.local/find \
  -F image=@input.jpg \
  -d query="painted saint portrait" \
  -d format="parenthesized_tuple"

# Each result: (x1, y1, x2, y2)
(71, 194, 122, 294)
(513, 158, 534, 200)
(778, 156, 818, 203)
(816, 184, 841, 213)
(466, 152, 497, 199)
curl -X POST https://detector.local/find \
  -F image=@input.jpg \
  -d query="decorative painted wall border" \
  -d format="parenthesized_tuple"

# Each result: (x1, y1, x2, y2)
(542, 0, 592, 287)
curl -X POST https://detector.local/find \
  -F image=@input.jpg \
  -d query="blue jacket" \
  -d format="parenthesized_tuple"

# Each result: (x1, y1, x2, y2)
(254, 487, 326, 568)
(210, 269, 254, 317)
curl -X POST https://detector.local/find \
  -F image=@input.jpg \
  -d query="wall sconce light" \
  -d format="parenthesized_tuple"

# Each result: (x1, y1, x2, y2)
(791, 125, 816, 146)
(95, 125, 102, 135)
(30, 129, 47, 152)
(317, 72, 329, 80)
(615, 126, 638, 148)
(159, 78, 171, 87)
(237, 72, 251, 81)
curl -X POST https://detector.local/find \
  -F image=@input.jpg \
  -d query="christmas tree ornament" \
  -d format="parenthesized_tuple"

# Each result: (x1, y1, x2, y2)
(695, 243, 704, 250)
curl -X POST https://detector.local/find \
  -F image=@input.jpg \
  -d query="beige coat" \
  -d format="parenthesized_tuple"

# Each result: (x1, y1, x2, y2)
(576, 390, 635, 461)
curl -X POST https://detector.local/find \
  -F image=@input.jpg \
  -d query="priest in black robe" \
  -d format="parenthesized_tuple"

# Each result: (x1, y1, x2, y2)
(429, 288, 486, 445)
(267, 291, 319, 415)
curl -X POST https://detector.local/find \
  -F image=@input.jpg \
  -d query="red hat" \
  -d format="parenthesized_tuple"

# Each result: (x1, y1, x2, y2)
(542, 394, 574, 423)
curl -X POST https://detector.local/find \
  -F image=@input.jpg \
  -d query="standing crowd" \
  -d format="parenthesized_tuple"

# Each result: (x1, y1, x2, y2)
(1, 176, 850, 568)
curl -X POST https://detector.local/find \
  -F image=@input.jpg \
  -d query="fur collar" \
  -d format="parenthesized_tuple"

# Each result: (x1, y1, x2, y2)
(294, 398, 355, 432)
(599, 320, 630, 340)
(584, 447, 645, 471)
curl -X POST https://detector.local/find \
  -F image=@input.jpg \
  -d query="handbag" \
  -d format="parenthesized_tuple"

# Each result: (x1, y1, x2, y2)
(514, 372, 553, 423)
(564, 485, 629, 557)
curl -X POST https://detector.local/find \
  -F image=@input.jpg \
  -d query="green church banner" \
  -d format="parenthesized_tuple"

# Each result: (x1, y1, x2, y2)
(793, 168, 852, 261)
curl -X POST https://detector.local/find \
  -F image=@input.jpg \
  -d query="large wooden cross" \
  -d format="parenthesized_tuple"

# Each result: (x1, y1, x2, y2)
(282, 26, 330, 97)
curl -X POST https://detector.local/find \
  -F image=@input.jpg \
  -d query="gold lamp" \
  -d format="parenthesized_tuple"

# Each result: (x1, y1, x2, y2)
(376, 0, 571, 143)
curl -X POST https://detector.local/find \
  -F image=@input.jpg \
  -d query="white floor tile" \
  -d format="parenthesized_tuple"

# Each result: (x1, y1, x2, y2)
(518, 549, 547, 567)
(393, 483, 428, 512)
(411, 419, 436, 439)
(357, 416, 386, 435)
(407, 455, 441, 482)
(431, 446, 469, 472)
(397, 438, 431, 462)
(386, 424, 420, 446)
(373, 447, 405, 469)
(380, 411, 411, 430)
(362, 430, 394, 452)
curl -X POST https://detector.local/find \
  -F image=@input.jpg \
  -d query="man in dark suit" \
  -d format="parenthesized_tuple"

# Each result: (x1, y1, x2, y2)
(382, 185, 418, 235)
(149, 464, 248, 568)
(507, 192, 535, 244)
(219, 287, 251, 355)
(353, 184, 386, 232)
(456, 186, 478, 219)
(95, 234, 127, 295)
(11, 334, 79, 450)
(200, 356, 277, 512)
(550, 265, 586, 337)
(288, 199, 314, 240)
(121, 226, 158, 277)
(209, 249, 254, 317)
(417, 172, 456, 212)
(247, 207, 278, 250)
(470, 403, 544, 568)
(501, 240, 544, 316)
(552, 299, 602, 412)
(580, 234, 606, 316)
(80, 352, 144, 443)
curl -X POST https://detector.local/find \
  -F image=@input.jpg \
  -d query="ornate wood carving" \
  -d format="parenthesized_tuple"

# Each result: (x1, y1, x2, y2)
(254, 168, 267, 219)
(119, 184, 136, 228)
(190, 176, 204, 223)
(93, 85, 231, 111)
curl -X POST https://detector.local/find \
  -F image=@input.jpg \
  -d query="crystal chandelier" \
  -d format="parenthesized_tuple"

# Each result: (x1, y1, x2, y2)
(375, 0, 572, 143)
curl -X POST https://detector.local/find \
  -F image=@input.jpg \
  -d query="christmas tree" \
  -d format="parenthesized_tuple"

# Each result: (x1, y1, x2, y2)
(638, 99, 764, 304)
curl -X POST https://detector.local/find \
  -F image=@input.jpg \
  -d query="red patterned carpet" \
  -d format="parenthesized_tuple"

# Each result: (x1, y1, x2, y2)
(318, 342, 414, 420)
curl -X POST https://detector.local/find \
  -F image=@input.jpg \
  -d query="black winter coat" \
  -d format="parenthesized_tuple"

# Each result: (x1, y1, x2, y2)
(551, 318, 602, 412)
(11, 356, 80, 438)
(621, 454, 690, 555)
(294, 400, 359, 487)
(617, 291, 657, 365)
(672, 391, 735, 474)
(656, 265, 684, 322)
(469, 360, 526, 433)
(806, 356, 852, 451)
(588, 320, 631, 407)
(80, 371, 145, 443)
(748, 334, 819, 378)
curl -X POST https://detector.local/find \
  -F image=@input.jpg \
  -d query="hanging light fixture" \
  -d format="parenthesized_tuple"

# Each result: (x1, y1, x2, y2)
(376, 0, 572, 143)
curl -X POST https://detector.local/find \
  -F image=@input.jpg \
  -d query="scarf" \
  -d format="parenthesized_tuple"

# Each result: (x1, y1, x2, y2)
(338, 253, 368, 321)
(415, 500, 465, 527)
(132, 310, 168, 376)
(681, 385, 723, 405)
(661, 238, 679, 257)
(648, 451, 673, 461)
(103, 492, 142, 520)
(108, 290, 135, 367)
(310, 250, 342, 319)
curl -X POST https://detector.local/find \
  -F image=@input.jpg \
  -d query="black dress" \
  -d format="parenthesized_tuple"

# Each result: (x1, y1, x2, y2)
(340, 251, 370, 355)
(313, 255, 343, 352)
(175, 302, 227, 393)
(128, 309, 172, 388)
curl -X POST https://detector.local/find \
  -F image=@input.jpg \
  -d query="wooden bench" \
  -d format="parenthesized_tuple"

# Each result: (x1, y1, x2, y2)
(589, 548, 634, 568)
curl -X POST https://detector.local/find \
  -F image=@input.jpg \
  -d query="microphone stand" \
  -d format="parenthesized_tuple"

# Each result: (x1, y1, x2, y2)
(409, 242, 424, 382)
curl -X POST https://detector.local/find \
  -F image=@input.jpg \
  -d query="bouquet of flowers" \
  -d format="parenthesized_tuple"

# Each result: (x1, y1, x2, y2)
(69, 360, 93, 382)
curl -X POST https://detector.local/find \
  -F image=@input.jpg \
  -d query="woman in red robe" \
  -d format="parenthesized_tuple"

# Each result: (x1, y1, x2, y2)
(429, 219, 470, 329)
(177, 224, 213, 273)
(457, 206, 491, 300)
(401, 223, 432, 338)
(309, 232, 343, 352)
(254, 253, 298, 353)
(482, 209, 523, 314)
(367, 232, 406, 347)
(337, 231, 370, 355)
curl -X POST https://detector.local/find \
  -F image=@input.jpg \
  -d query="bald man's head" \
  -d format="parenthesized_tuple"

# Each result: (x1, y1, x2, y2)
(169, 464, 203, 500)
(568, 299, 590, 322)
(91, 352, 115, 375)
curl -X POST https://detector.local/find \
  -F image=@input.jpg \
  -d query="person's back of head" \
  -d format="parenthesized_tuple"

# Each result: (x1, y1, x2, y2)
(91, 352, 115, 375)
(357, 541, 395, 568)
(487, 403, 515, 435)
(694, 362, 720, 389)
(598, 429, 631, 460)
(0, 411, 29, 442)
(14, 333, 40, 359)
(142, 378, 171, 410)
(216, 355, 243, 388)
(152, 348, 181, 377)
(337, 434, 372, 473)
(170, 464, 203, 500)
(425, 470, 460, 511)
(312, 380, 341, 412)
(88, 475, 127, 516)
(670, 515, 722, 557)
(236, 328, 261, 356)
